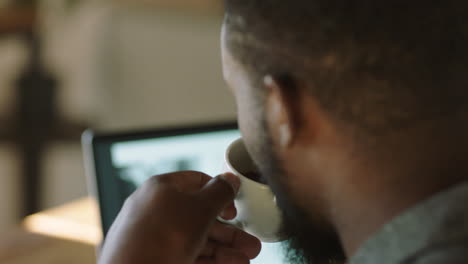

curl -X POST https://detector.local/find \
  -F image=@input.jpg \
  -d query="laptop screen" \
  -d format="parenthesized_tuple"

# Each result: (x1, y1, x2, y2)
(87, 123, 287, 264)
(111, 130, 240, 188)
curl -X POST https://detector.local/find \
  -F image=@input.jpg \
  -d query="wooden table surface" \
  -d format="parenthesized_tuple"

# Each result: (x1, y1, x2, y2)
(0, 198, 101, 264)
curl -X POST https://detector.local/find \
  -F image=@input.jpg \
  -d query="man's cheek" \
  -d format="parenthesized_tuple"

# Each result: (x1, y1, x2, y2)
(237, 107, 254, 137)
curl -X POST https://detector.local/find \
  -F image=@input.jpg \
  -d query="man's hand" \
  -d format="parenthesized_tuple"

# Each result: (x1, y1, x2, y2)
(98, 171, 262, 264)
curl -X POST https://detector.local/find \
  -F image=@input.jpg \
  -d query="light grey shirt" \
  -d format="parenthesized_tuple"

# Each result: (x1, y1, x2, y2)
(349, 182, 468, 264)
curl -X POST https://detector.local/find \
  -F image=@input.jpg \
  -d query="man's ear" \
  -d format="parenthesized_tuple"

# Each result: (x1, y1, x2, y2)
(263, 75, 299, 149)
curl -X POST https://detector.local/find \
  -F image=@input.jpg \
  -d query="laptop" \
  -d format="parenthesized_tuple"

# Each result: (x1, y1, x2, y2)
(83, 122, 287, 264)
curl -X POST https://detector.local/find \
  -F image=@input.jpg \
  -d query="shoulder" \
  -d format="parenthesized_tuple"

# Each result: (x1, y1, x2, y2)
(404, 239, 468, 264)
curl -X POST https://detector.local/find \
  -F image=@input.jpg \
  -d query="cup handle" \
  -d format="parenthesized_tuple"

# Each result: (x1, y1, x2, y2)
(217, 216, 244, 230)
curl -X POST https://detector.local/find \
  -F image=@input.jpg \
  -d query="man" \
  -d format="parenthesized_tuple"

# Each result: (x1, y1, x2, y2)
(99, 1, 468, 264)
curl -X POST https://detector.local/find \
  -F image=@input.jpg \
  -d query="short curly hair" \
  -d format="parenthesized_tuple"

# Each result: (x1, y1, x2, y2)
(224, 0, 468, 135)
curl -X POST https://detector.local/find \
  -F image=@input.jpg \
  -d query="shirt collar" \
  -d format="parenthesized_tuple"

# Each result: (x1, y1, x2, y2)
(348, 182, 468, 264)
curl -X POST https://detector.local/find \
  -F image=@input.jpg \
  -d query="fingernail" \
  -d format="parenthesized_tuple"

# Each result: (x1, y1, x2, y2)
(220, 209, 236, 220)
(219, 173, 241, 194)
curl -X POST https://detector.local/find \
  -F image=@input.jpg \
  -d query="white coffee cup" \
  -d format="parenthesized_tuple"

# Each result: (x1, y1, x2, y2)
(218, 138, 284, 243)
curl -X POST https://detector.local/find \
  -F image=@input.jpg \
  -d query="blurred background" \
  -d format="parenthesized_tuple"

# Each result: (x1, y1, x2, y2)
(0, 0, 236, 262)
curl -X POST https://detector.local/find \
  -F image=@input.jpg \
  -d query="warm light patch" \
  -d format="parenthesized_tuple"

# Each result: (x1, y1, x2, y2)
(22, 198, 102, 245)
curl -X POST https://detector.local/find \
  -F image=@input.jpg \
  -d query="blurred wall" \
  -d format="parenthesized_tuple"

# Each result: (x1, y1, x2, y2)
(41, 3, 236, 207)
(0, 38, 27, 231)
(94, 6, 236, 130)
(45, 2, 236, 131)
(0, 145, 20, 230)
(0, 1, 236, 232)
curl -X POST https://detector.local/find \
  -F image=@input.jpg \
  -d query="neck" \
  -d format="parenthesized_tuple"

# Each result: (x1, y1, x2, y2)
(329, 117, 468, 257)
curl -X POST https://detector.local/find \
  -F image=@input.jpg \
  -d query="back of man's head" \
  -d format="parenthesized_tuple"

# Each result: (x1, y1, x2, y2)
(224, 0, 468, 136)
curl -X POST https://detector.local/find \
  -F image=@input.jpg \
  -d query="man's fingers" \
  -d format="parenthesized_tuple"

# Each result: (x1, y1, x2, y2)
(196, 247, 250, 264)
(199, 241, 216, 257)
(219, 202, 237, 220)
(197, 173, 241, 216)
(202, 173, 241, 197)
(196, 257, 217, 264)
(218, 173, 241, 194)
(152, 171, 212, 192)
(215, 247, 250, 264)
(209, 222, 262, 259)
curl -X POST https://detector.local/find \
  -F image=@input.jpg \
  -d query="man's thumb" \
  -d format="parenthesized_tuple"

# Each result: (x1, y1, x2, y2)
(198, 173, 240, 214)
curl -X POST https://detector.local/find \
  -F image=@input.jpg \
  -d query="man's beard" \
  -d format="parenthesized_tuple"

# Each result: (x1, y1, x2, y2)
(245, 118, 347, 264)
